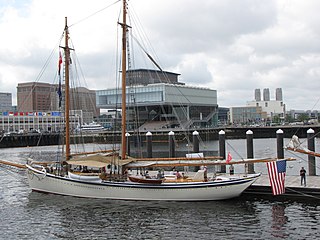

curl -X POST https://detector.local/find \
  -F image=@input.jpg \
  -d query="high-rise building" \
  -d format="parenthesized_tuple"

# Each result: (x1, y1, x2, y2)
(254, 89, 261, 101)
(0, 92, 12, 111)
(17, 82, 54, 112)
(70, 87, 98, 117)
(275, 88, 283, 101)
(263, 88, 270, 101)
(17, 82, 98, 117)
(247, 87, 285, 119)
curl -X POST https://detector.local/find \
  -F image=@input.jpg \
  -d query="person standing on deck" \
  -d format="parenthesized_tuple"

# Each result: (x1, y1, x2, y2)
(300, 167, 306, 187)
(229, 165, 234, 175)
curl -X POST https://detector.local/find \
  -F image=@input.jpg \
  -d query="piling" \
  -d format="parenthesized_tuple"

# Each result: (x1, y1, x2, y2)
(276, 129, 284, 159)
(169, 131, 175, 158)
(125, 132, 131, 156)
(219, 130, 226, 173)
(193, 130, 199, 153)
(246, 130, 254, 173)
(146, 131, 152, 158)
(307, 128, 316, 176)
(193, 130, 200, 171)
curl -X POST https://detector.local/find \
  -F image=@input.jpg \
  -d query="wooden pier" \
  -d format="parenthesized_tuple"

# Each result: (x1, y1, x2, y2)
(244, 174, 320, 200)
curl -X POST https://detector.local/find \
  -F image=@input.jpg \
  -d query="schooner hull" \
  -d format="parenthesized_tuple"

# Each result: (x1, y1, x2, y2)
(27, 165, 259, 201)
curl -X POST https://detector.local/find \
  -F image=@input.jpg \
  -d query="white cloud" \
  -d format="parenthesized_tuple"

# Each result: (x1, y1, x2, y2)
(0, 0, 320, 110)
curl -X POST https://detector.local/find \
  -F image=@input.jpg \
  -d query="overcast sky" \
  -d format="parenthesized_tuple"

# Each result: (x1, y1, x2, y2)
(1, 0, 320, 110)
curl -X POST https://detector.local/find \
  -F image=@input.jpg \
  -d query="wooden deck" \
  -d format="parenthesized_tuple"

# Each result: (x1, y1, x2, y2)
(253, 174, 320, 189)
(245, 174, 320, 199)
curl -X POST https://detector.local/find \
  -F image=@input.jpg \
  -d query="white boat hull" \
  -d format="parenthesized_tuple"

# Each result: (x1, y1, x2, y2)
(26, 165, 260, 201)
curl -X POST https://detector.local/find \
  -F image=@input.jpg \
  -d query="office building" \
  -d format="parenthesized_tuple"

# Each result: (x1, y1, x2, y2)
(276, 88, 283, 101)
(17, 82, 98, 121)
(247, 88, 285, 119)
(96, 69, 218, 130)
(229, 106, 267, 125)
(254, 89, 261, 101)
(263, 88, 270, 101)
(0, 92, 12, 111)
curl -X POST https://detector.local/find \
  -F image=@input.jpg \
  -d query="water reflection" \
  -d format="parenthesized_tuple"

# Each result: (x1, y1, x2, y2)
(25, 193, 260, 239)
(271, 204, 288, 238)
(2, 143, 320, 239)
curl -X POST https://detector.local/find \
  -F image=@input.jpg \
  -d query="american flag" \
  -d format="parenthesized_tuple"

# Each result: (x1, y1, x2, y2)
(267, 160, 287, 195)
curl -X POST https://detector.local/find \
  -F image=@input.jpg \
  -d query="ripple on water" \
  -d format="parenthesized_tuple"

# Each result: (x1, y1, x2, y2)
(1, 145, 320, 239)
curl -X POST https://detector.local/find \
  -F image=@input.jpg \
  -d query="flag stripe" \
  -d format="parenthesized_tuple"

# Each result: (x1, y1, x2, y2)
(266, 160, 286, 195)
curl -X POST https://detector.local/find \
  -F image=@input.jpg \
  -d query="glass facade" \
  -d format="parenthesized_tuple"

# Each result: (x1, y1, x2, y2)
(96, 83, 218, 129)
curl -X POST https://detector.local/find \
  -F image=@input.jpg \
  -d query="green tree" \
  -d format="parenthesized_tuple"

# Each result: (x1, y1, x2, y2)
(297, 113, 309, 123)
(285, 114, 294, 123)
(272, 115, 281, 124)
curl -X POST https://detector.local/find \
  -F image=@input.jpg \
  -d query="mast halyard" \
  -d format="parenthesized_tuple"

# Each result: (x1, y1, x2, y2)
(64, 17, 71, 161)
(121, 0, 127, 160)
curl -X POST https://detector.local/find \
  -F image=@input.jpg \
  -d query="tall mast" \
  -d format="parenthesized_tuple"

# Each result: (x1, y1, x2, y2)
(121, 0, 127, 159)
(64, 17, 71, 160)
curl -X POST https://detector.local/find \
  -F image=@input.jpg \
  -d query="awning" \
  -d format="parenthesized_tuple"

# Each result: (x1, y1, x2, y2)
(67, 154, 134, 167)
(66, 160, 107, 168)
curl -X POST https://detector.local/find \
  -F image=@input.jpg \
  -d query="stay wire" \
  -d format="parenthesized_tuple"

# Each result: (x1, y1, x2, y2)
(18, 33, 64, 115)
(226, 141, 245, 160)
(285, 148, 320, 172)
(69, 0, 121, 28)
(285, 187, 320, 200)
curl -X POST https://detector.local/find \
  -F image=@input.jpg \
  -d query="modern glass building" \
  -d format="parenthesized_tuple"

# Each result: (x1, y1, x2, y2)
(96, 80, 218, 130)
(229, 106, 267, 125)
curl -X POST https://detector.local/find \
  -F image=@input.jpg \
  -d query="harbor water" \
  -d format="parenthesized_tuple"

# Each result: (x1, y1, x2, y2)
(1, 138, 320, 239)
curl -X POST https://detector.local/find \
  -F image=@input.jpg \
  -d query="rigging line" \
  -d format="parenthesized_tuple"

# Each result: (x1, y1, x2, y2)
(0, 134, 5, 143)
(309, 97, 320, 111)
(126, 19, 142, 145)
(129, 10, 215, 129)
(129, 2, 216, 130)
(285, 187, 320, 200)
(288, 105, 320, 140)
(285, 150, 320, 172)
(130, 34, 162, 71)
(18, 32, 64, 114)
(127, 2, 163, 68)
(287, 133, 320, 152)
(35, 32, 64, 83)
(225, 141, 245, 160)
(69, 0, 121, 28)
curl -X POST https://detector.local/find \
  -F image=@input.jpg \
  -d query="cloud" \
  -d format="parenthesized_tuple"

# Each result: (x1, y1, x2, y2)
(0, 0, 320, 111)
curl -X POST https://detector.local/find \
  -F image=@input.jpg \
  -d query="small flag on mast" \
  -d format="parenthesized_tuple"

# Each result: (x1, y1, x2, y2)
(266, 160, 287, 195)
(226, 152, 232, 164)
(58, 51, 62, 75)
(57, 51, 62, 107)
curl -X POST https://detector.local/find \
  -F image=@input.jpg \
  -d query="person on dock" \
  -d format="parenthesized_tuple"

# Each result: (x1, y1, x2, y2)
(300, 167, 306, 187)
(157, 170, 163, 179)
(204, 166, 208, 181)
(175, 170, 182, 179)
(229, 165, 234, 175)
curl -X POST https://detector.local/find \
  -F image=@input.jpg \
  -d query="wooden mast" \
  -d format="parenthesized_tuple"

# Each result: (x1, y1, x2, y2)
(121, 0, 127, 160)
(64, 17, 71, 161)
